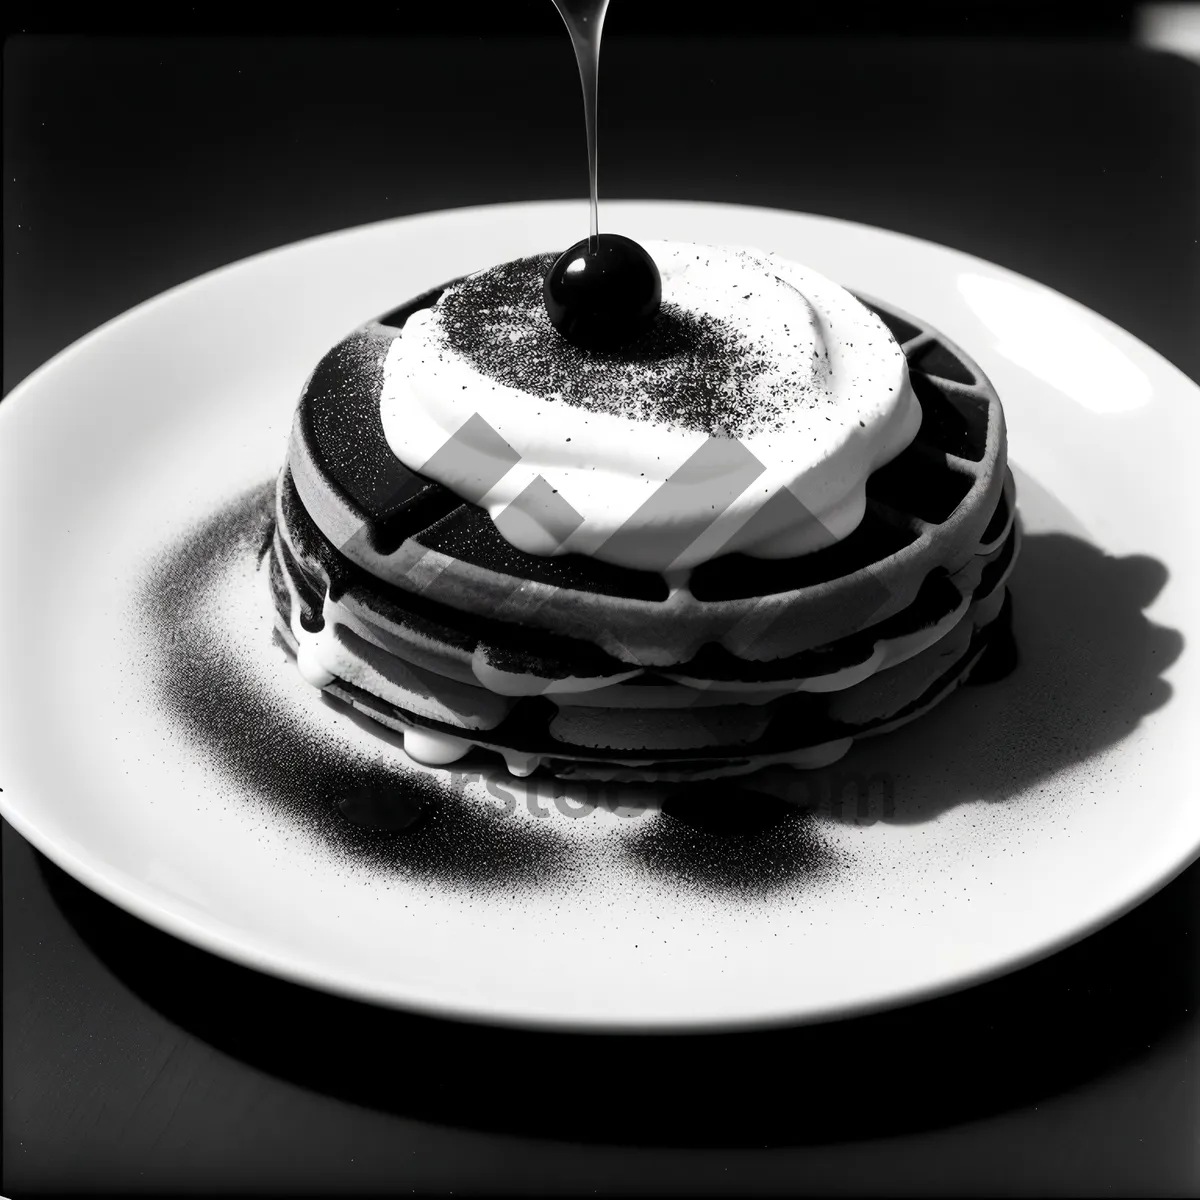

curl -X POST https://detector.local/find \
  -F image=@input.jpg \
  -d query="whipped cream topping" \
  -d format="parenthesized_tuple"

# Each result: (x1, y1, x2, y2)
(378, 242, 920, 574)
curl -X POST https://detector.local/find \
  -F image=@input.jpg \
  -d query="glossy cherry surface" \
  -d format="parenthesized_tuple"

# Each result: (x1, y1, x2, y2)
(543, 233, 662, 351)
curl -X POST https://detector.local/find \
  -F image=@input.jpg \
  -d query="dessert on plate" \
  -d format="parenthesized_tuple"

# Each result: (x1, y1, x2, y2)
(267, 240, 1018, 781)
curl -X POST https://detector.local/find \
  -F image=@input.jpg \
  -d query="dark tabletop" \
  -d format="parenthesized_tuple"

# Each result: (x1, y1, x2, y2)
(4, 28, 1199, 1196)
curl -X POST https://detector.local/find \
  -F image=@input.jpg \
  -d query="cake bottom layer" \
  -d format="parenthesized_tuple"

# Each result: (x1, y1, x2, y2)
(269, 546, 1013, 781)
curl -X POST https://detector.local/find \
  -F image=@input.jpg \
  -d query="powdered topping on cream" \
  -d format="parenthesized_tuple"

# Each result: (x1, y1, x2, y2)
(378, 242, 921, 574)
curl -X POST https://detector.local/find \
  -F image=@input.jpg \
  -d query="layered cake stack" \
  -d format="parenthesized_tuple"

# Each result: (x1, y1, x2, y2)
(268, 243, 1017, 781)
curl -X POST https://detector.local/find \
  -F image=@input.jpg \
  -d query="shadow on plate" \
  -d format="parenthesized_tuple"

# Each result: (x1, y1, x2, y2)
(736, 529, 1184, 830)
(133, 488, 1184, 902)
(37, 509, 1194, 1148)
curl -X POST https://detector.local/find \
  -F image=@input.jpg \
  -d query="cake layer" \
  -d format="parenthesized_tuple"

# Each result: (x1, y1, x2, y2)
(269, 576, 1012, 782)
(287, 290, 1007, 665)
(274, 460, 1016, 697)
(269, 509, 1015, 757)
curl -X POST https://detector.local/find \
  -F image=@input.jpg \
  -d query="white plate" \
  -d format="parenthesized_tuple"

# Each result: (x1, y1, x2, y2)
(2, 200, 1197, 1032)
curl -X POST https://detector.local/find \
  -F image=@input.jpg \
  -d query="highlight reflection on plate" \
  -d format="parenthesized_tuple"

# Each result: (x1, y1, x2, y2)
(0, 201, 1196, 1030)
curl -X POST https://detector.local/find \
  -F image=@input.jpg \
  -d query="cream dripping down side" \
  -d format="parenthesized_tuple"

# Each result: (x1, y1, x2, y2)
(378, 242, 921, 575)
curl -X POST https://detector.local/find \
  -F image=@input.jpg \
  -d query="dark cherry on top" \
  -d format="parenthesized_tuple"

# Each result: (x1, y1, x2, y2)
(543, 233, 662, 350)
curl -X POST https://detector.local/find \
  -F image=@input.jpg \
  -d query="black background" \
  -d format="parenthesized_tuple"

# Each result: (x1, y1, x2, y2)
(0, 0, 1143, 37)
(4, 6, 1200, 1195)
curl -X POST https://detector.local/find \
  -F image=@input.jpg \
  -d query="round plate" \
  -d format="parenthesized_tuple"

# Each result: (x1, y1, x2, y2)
(1, 200, 1197, 1032)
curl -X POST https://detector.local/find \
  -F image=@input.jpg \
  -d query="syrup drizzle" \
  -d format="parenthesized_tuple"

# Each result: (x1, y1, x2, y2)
(551, 0, 610, 250)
